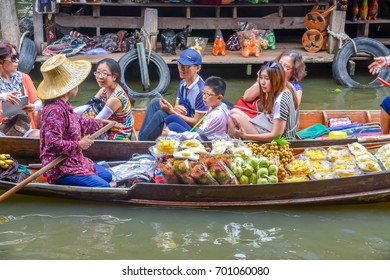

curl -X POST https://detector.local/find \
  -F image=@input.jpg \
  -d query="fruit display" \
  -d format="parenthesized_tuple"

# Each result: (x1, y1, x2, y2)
(0, 154, 13, 170)
(230, 154, 278, 185)
(191, 163, 218, 185)
(348, 142, 367, 156)
(327, 146, 351, 162)
(247, 141, 294, 182)
(156, 160, 180, 184)
(180, 139, 208, 154)
(284, 175, 309, 183)
(376, 144, 390, 170)
(304, 148, 327, 161)
(173, 150, 199, 161)
(155, 137, 180, 155)
(286, 159, 313, 175)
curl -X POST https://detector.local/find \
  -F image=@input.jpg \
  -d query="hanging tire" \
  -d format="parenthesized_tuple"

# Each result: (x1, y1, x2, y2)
(332, 37, 390, 88)
(17, 34, 37, 74)
(118, 49, 170, 97)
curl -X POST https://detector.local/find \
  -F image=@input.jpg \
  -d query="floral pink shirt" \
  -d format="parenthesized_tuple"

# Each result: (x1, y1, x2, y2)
(40, 99, 103, 183)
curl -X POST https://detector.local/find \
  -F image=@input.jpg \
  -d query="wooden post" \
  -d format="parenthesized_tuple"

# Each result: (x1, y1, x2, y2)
(327, 10, 346, 54)
(32, 0, 45, 55)
(143, 8, 158, 52)
(0, 0, 21, 47)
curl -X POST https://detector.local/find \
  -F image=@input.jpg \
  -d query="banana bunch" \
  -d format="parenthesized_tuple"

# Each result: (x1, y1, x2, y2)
(0, 154, 14, 169)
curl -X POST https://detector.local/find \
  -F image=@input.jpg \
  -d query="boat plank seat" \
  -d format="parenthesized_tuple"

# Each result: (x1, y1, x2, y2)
(298, 110, 381, 131)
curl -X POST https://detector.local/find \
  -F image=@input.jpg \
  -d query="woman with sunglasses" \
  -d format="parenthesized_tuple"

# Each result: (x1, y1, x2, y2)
(0, 41, 42, 137)
(233, 50, 306, 119)
(74, 58, 134, 140)
(228, 61, 299, 141)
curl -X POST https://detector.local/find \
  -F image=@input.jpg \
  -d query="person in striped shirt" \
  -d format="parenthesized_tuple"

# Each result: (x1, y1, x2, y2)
(228, 61, 299, 141)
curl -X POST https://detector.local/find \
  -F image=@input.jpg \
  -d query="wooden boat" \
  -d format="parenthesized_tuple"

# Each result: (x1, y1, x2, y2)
(0, 109, 386, 162)
(1, 160, 390, 207)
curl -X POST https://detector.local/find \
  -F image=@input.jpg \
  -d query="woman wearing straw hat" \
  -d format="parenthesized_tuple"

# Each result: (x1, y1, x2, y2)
(37, 54, 114, 187)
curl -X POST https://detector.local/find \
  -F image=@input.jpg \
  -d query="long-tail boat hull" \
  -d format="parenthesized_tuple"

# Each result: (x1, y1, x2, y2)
(1, 170, 390, 207)
(0, 109, 386, 162)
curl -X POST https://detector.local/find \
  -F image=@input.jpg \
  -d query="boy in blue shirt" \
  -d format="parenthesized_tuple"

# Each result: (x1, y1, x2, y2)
(138, 49, 208, 141)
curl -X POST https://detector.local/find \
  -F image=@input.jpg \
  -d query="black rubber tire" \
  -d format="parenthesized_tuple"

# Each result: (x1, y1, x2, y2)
(118, 49, 170, 97)
(332, 37, 390, 88)
(17, 36, 37, 74)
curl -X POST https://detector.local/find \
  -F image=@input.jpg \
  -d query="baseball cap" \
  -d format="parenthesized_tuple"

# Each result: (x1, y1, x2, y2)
(173, 48, 202, 66)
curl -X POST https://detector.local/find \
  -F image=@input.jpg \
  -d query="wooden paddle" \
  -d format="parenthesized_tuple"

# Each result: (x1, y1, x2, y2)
(0, 121, 116, 202)
(377, 77, 390, 89)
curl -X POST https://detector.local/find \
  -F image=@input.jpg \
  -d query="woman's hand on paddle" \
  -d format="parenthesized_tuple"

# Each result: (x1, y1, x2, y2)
(22, 104, 35, 113)
(368, 57, 387, 75)
(6, 91, 21, 105)
(78, 135, 94, 150)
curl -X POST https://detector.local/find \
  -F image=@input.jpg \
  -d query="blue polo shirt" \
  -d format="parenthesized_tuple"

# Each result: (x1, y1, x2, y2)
(177, 75, 209, 117)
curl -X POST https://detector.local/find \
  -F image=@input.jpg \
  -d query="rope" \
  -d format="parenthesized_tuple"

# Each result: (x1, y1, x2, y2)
(140, 27, 159, 64)
(327, 26, 358, 54)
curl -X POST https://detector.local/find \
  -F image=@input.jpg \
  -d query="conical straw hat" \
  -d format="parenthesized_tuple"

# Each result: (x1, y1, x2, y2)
(37, 54, 92, 100)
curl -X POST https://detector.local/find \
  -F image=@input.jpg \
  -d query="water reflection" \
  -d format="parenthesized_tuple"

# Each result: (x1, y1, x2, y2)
(2, 198, 390, 260)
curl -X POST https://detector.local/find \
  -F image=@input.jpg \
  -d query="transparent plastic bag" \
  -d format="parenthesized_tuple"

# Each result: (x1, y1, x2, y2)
(191, 163, 219, 185)
(204, 158, 238, 185)
(109, 158, 157, 182)
(172, 159, 196, 184)
(156, 159, 180, 184)
(149, 136, 180, 157)
(304, 147, 327, 161)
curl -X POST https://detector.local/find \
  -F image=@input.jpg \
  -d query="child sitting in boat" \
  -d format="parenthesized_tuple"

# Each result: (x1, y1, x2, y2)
(161, 76, 229, 141)
(228, 61, 299, 141)
(37, 54, 117, 188)
(368, 55, 390, 134)
(74, 58, 135, 140)
(138, 48, 209, 141)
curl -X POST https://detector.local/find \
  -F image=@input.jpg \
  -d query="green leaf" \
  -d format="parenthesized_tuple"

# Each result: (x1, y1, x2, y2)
(271, 134, 290, 146)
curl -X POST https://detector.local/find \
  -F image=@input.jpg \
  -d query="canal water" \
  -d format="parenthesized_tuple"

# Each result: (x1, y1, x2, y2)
(1, 0, 390, 261)
(2, 63, 390, 260)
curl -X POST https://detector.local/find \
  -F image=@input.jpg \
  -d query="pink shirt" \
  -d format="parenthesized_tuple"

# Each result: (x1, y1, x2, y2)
(40, 99, 103, 183)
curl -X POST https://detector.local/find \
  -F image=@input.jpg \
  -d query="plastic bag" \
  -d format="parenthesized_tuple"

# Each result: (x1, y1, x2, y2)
(190, 163, 219, 185)
(207, 159, 238, 185)
(149, 136, 180, 157)
(172, 159, 196, 184)
(109, 157, 157, 182)
(156, 159, 180, 184)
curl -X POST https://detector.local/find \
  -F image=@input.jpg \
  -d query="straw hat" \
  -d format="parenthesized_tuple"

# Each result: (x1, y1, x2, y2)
(37, 54, 92, 100)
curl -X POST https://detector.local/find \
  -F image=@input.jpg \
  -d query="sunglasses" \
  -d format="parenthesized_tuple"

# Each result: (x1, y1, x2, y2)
(263, 61, 278, 68)
(4, 53, 19, 63)
(201, 90, 218, 97)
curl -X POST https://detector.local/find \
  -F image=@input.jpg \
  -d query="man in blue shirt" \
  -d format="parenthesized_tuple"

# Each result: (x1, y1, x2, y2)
(138, 48, 208, 141)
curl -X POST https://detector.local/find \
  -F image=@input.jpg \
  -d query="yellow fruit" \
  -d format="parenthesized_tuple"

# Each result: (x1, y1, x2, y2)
(4, 159, 14, 165)
(0, 154, 6, 160)
(1, 164, 9, 169)
(0, 160, 5, 166)
(4, 154, 11, 159)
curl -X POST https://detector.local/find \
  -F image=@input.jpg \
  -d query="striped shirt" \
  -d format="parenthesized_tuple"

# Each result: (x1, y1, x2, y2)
(273, 91, 299, 139)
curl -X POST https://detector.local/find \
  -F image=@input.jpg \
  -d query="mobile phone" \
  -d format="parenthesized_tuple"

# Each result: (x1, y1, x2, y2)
(156, 92, 168, 104)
